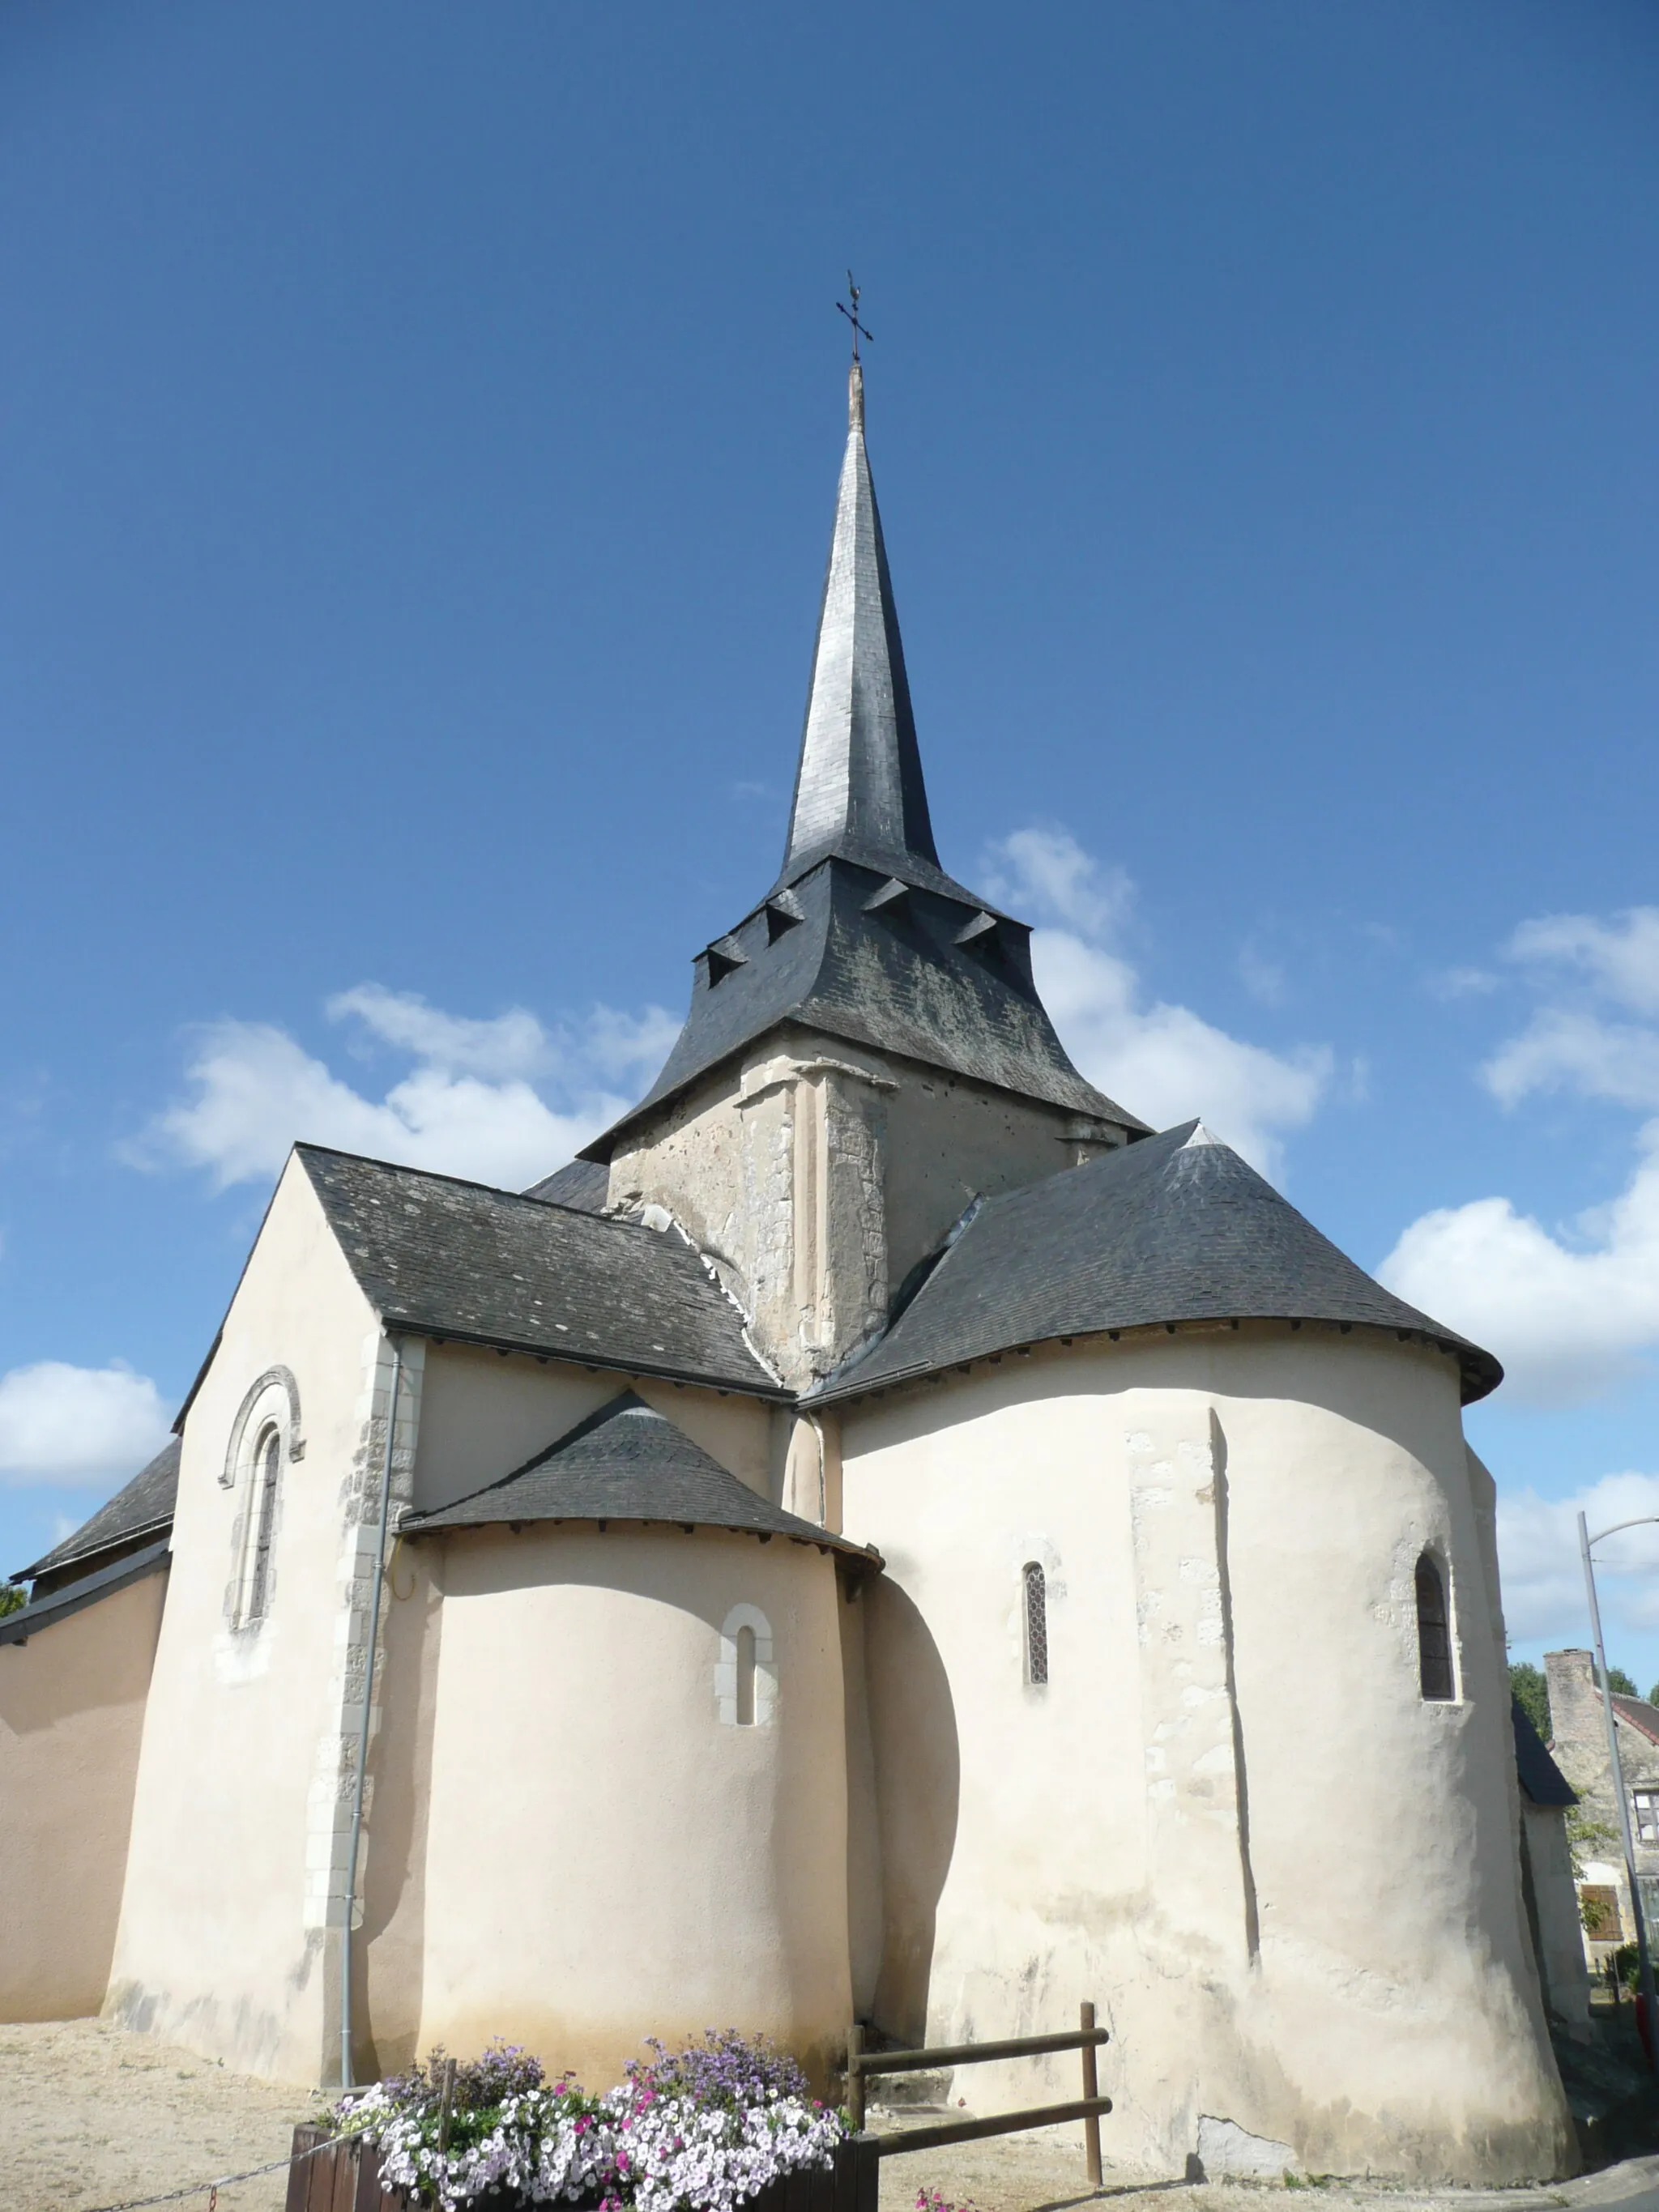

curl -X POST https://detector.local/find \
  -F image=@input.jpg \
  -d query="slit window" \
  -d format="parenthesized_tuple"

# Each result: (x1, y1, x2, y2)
(1023, 1562, 1048, 1686)
(1415, 1552, 1454, 1701)
(242, 1425, 282, 1626)
(735, 1625, 757, 1726)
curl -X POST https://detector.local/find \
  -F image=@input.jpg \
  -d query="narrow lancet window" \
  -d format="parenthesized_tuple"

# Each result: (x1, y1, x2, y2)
(735, 1625, 757, 1726)
(1023, 1562, 1048, 1686)
(245, 1425, 282, 1625)
(1415, 1552, 1454, 1701)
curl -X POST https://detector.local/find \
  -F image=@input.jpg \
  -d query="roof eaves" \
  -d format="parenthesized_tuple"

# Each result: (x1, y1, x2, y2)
(405, 1510, 881, 1573)
(13, 1511, 175, 1587)
(381, 1318, 793, 1403)
(806, 1312, 1489, 1411)
(0, 1540, 171, 1647)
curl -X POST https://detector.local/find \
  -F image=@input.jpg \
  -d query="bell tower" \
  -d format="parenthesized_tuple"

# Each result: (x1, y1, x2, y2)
(582, 356, 1145, 1392)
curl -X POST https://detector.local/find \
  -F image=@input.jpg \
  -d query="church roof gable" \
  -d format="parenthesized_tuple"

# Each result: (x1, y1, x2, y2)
(404, 1390, 878, 1564)
(808, 1119, 1502, 1405)
(296, 1147, 784, 1397)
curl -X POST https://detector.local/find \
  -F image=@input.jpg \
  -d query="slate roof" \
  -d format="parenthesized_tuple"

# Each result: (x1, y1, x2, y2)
(296, 1148, 785, 1397)
(808, 1120, 1503, 1406)
(15, 1437, 181, 1588)
(0, 1538, 170, 1647)
(586, 857, 1141, 1161)
(404, 1391, 880, 1566)
(582, 369, 1145, 1161)
(774, 359, 967, 900)
(1512, 1698, 1577, 1808)
(523, 1157, 609, 1213)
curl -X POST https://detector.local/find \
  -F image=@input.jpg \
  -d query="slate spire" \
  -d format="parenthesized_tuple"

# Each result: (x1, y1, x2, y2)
(779, 360, 941, 884)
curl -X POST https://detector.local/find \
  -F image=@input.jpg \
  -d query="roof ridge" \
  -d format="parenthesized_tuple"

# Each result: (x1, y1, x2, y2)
(297, 1144, 675, 1244)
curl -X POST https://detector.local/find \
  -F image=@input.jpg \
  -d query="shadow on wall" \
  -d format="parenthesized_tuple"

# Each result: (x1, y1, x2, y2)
(864, 1579, 959, 2044)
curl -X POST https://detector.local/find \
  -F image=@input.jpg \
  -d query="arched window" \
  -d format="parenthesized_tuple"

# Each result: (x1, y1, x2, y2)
(1415, 1552, 1454, 1701)
(717, 1605, 775, 1726)
(735, 1625, 757, 1726)
(1023, 1562, 1048, 1686)
(244, 1426, 281, 1624)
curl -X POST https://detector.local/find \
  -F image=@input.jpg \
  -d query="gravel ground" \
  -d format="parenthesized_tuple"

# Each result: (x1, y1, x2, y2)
(0, 2018, 326, 2212)
(6, 2018, 1658, 2212)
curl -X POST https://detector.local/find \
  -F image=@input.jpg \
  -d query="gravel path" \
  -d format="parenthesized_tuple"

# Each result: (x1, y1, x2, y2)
(1, 2018, 325, 2212)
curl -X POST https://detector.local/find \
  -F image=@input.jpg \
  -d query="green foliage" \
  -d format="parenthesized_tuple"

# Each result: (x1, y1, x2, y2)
(0, 1583, 24, 1619)
(1609, 1666, 1640, 1697)
(1511, 1661, 1550, 1739)
(1566, 1807, 1619, 1885)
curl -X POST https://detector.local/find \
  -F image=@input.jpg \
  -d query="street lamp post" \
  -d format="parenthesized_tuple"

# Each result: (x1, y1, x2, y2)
(1578, 1509, 1659, 2065)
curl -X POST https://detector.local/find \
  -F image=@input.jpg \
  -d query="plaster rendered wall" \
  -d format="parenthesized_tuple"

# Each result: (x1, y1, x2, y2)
(416, 1524, 852, 2089)
(411, 1345, 783, 1515)
(0, 1568, 168, 2020)
(104, 1157, 382, 2082)
(838, 1328, 1572, 2183)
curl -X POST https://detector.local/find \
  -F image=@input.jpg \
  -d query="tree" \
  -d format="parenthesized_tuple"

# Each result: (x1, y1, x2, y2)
(1609, 1665, 1640, 1698)
(0, 1583, 23, 1619)
(1511, 1661, 1550, 1740)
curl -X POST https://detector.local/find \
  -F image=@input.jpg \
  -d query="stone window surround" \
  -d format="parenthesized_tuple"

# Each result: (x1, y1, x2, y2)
(222, 1370, 301, 1631)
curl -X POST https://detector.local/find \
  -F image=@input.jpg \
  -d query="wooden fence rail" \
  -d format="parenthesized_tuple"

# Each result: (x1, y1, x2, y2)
(286, 2009, 1110, 2212)
(846, 2001, 1111, 2184)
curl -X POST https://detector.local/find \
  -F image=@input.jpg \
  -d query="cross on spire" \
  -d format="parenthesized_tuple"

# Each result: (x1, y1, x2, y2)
(836, 272, 872, 363)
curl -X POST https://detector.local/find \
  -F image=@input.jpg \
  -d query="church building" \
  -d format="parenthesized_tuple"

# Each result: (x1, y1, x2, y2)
(1, 360, 1574, 2183)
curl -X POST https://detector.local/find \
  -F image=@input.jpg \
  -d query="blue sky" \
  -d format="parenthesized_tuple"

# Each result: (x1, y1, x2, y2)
(6, 2, 1659, 1681)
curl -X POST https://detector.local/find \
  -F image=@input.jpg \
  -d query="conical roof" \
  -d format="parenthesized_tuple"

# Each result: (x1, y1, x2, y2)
(403, 1390, 879, 1563)
(582, 369, 1145, 1158)
(778, 361, 966, 899)
(808, 1120, 1503, 1405)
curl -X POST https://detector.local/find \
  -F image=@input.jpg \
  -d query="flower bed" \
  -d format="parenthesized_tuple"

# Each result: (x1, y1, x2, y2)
(317, 2031, 850, 2212)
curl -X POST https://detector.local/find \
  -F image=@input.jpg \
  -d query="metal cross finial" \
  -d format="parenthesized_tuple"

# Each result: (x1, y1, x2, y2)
(837, 271, 872, 362)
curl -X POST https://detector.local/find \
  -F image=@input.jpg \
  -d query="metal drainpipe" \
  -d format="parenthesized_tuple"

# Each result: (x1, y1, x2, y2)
(339, 1332, 403, 2091)
(1579, 1509, 1659, 2063)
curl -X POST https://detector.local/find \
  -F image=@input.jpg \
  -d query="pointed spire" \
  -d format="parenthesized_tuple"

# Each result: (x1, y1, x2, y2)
(779, 360, 941, 884)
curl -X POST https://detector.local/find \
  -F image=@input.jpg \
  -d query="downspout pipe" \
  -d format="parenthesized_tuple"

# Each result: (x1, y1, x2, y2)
(340, 1332, 403, 2090)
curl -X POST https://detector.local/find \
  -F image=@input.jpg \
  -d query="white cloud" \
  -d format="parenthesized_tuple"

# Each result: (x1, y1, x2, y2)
(984, 830, 1333, 1179)
(1380, 903, 1659, 1404)
(1497, 1470, 1659, 1648)
(1427, 965, 1500, 1001)
(1482, 907, 1659, 1110)
(1486, 1008, 1659, 1111)
(984, 826, 1132, 939)
(0, 1362, 170, 1488)
(1508, 907, 1659, 1016)
(130, 987, 679, 1194)
(1380, 1123, 1659, 1404)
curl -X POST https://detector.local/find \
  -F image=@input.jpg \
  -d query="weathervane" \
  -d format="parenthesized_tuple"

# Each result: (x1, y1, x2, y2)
(837, 272, 872, 363)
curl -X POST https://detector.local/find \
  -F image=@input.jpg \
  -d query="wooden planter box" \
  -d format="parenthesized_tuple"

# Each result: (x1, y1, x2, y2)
(285, 2124, 879, 2212)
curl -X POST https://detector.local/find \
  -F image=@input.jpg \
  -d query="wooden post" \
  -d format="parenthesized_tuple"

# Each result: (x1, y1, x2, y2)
(438, 2055, 458, 2153)
(845, 2022, 865, 2132)
(1080, 2002, 1102, 2189)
